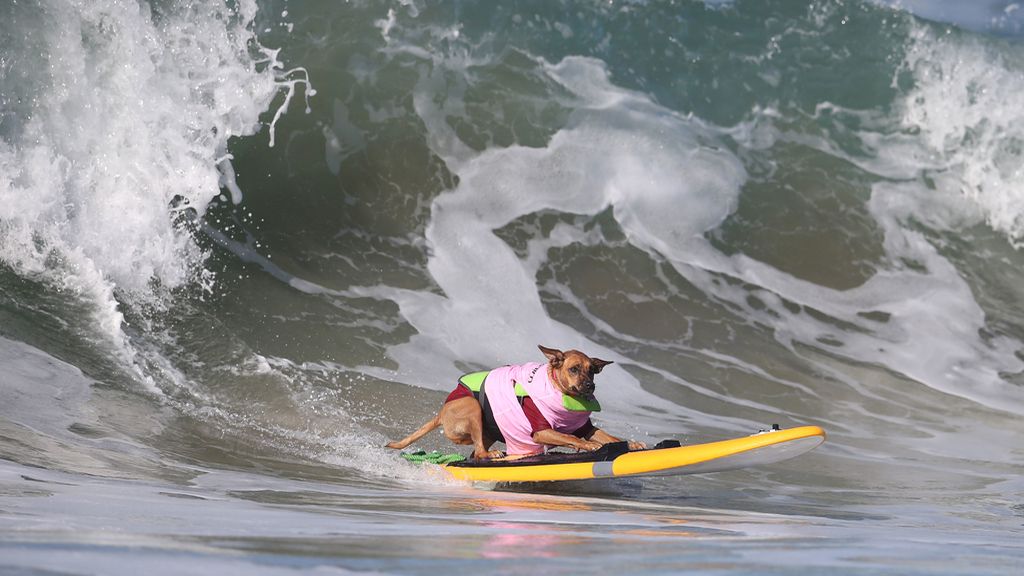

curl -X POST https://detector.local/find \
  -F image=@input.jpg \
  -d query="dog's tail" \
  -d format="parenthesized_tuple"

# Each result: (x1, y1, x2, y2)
(385, 415, 441, 450)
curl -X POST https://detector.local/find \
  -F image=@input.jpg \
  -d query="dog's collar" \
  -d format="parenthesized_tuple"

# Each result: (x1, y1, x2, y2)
(546, 364, 560, 388)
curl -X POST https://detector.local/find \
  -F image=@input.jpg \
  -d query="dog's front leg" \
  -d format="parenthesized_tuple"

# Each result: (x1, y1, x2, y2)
(587, 428, 647, 451)
(532, 429, 603, 452)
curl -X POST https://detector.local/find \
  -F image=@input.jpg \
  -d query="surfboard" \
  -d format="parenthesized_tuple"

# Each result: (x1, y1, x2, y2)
(416, 425, 825, 483)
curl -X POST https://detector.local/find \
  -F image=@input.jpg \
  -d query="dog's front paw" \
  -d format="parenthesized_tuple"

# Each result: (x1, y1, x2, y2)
(473, 449, 505, 460)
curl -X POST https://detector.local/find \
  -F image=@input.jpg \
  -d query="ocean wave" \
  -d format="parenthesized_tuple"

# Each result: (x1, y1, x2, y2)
(899, 20, 1024, 246)
(0, 0, 305, 314)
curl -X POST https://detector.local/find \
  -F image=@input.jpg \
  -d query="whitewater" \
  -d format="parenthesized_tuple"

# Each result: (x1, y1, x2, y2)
(1, 1, 1023, 574)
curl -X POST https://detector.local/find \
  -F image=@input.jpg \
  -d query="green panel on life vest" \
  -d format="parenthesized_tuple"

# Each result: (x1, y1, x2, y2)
(563, 394, 601, 412)
(459, 371, 489, 392)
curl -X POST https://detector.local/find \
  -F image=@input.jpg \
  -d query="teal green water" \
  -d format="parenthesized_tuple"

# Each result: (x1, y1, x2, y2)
(1, 1, 1024, 574)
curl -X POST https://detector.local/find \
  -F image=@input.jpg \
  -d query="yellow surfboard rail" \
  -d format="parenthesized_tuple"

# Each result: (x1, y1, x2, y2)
(441, 425, 826, 483)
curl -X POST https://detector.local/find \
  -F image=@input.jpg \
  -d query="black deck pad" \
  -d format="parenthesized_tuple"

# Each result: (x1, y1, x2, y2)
(448, 441, 631, 468)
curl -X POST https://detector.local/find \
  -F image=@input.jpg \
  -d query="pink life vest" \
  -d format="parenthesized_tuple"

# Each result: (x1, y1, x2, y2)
(485, 362, 593, 455)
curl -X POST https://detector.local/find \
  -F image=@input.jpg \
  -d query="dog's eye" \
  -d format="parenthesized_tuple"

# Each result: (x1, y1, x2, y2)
(570, 366, 579, 374)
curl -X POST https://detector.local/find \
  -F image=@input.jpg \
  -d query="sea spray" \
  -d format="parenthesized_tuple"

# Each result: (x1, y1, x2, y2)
(898, 22, 1024, 246)
(0, 0, 310, 376)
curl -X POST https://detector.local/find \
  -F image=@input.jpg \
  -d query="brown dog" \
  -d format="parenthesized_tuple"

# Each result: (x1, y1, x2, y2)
(386, 345, 645, 459)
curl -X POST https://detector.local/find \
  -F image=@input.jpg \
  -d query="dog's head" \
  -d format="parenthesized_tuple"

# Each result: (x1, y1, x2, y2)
(538, 345, 613, 397)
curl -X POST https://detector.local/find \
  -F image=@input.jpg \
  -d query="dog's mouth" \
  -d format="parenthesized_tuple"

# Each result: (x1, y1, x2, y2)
(569, 384, 596, 398)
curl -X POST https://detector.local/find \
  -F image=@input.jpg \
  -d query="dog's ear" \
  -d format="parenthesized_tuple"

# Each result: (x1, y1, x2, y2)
(591, 358, 613, 373)
(538, 345, 565, 368)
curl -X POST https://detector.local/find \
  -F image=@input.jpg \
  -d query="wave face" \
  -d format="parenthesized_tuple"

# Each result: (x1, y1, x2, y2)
(2, 1, 1024, 574)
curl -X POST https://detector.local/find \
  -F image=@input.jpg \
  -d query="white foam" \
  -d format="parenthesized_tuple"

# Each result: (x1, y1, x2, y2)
(0, 0, 307, 385)
(875, 0, 1024, 33)
(898, 22, 1024, 245)
(704, 181, 1024, 414)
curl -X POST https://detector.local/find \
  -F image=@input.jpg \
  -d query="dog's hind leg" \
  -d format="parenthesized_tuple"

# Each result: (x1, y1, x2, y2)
(441, 397, 502, 459)
(385, 414, 441, 450)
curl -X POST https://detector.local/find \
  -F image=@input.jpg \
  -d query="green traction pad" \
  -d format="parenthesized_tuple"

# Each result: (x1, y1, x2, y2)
(401, 450, 467, 465)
